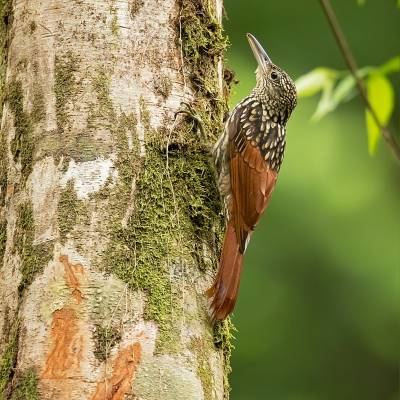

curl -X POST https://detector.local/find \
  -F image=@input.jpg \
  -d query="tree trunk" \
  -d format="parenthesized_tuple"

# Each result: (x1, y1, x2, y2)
(0, 0, 233, 399)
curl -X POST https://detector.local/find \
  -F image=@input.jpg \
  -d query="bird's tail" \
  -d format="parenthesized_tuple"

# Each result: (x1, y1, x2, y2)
(206, 221, 244, 320)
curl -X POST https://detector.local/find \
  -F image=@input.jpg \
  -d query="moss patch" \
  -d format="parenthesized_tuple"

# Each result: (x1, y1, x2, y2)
(91, 66, 114, 118)
(93, 324, 122, 362)
(10, 368, 38, 400)
(0, 319, 19, 399)
(54, 51, 79, 133)
(58, 180, 79, 241)
(179, 0, 229, 140)
(13, 203, 53, 296)
(213, 318, 236, 397)
(31, 63, 45, 124)
(0, 0, 12, 123)
(103, 142, 178, 348)
(105, 135, 223, 349)
(7, 80, 34, 183)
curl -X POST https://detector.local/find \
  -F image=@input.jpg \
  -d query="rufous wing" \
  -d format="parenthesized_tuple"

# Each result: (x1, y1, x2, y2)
(230, 140, 277, 253)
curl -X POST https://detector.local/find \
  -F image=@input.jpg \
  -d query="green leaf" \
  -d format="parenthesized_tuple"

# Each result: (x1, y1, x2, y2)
(295, 68, 337, 98)
(332, 75, 356, 105)
(312, 73, 358, 121)
(365, 73, 395, 154)
(357, 0, 366, 5)
(379, 55, 400, 75)
(312, 80, 335, 121)
(330, 68, 371, 108)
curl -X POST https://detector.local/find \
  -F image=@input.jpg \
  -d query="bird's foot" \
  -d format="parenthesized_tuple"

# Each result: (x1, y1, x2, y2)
(175, 102, 207, 141)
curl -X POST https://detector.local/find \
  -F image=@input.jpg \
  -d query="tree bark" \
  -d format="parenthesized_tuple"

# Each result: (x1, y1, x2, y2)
(0, 0, 233, 399)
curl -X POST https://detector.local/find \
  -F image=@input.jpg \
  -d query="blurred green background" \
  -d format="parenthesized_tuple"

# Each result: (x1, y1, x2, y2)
(223, 1, 400, 399)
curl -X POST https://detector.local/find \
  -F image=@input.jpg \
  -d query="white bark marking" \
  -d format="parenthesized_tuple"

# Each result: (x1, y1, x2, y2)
(60, 157, 118, 199)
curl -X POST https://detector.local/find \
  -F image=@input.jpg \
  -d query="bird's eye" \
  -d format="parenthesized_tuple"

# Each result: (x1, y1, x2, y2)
(270, 72, 279, 80)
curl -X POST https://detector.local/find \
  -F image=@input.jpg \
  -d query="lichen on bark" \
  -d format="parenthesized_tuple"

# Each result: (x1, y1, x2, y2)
(9, 368, 38, 400)
(7, 80, 35, 184)
(0, 318, 18, 399)
(54, 51, 79, 135)
(13, 203, 53, 296)
(58, 180, 80, 241)
(0, 0, 12, 123)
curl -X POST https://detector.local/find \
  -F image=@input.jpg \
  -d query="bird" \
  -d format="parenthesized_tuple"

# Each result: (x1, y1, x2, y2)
(207, 33, 297, 320)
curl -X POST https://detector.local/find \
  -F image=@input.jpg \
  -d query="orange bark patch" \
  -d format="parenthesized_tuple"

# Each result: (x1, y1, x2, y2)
(91, 343, 142, 400)
(60, 255, 84, 304)
(41, 255, 86, 381)
(41, 307, 82, 379)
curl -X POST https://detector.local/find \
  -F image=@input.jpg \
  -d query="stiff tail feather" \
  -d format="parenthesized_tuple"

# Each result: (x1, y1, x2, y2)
(206, 222, 244, 320)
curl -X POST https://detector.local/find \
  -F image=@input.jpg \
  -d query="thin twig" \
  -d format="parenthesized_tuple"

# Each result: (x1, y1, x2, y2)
(319, 0, 400, 161)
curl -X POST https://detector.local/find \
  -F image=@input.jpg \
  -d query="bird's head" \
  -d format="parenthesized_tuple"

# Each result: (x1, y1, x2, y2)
(247, 33, 297, 124)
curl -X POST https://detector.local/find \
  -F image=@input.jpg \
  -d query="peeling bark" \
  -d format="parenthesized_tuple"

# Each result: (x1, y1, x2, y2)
(0, 0, 232, 399)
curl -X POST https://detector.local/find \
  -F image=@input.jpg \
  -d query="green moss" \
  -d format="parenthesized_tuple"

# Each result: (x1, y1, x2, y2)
(10, 369, 38, 400)
(32, 94, 45, 124)
(54, 51, 79, 133)
(104, 143, 178, 347)
(93, 324, 122, 362)
(0, 0, 12, 123)
(31, 63, 45, 124)
(0, 319, 18, 399)
(58, 180, 79, 241)
(213, 318, 236, 397)
(7, 80, 34, 183)
(180, 0, 229, 140)
(104, 132, 223, 349)
(91, 66, 114, 117)
(13, 203, 53, 296)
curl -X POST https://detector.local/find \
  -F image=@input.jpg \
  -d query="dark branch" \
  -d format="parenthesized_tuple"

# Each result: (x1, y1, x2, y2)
(319, 0, 400, 161)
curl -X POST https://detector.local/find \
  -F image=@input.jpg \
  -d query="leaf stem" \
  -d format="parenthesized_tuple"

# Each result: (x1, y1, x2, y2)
(319, 0, 400, 161)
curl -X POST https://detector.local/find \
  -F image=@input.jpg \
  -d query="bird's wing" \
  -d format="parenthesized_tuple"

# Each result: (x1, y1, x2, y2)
(227, 99, 278, 253)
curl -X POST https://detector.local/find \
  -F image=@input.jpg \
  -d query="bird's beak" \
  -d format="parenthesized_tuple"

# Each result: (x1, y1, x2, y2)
(246, 33, 272, 73)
